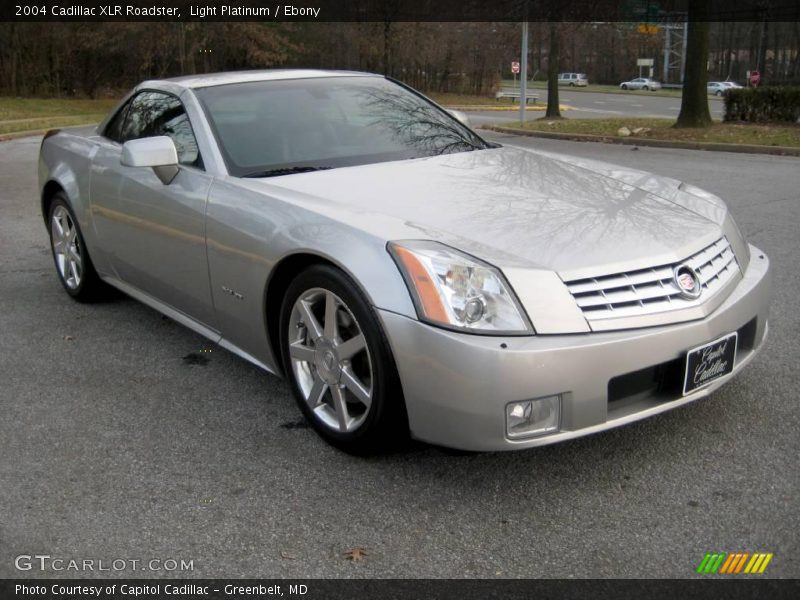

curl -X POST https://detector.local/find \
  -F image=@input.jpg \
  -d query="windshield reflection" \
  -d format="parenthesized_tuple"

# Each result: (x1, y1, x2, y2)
(195, 76, 489, 177)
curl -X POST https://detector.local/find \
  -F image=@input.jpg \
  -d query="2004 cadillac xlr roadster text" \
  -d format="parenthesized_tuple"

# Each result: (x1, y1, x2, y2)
(38, 70, 771, 453)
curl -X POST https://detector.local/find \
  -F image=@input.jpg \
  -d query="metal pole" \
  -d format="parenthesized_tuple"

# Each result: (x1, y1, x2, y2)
(680, 17, 688, 83)
(663, 26, 670, 82)
(520, 21, 528, 124)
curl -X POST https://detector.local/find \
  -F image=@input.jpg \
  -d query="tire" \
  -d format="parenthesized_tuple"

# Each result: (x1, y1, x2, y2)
(716, 90, 722, 96)
(643, 86, 650, 91)
(279, 264, 408, 454)
(621, 84, 628, 90)
(48, 193, 111, 302)
(569, 82, 575, 87)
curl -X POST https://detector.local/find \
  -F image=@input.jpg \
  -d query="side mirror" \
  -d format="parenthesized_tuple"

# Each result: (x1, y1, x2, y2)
(121, 136, 179, 185)
(447, 109, 471, 128)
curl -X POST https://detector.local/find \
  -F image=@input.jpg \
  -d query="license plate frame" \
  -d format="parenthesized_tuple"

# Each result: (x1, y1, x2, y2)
(683, 332, 738, 396)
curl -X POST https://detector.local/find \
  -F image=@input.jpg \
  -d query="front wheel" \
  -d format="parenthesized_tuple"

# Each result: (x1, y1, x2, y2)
(48, 194, 110, 302)
(279, 264, 408, 454)
(716, 90, 723, 96)
(621, 84, 628, 90)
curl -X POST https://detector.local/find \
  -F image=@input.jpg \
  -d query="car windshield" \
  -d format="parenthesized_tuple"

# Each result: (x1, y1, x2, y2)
(195, 76, 491, 177)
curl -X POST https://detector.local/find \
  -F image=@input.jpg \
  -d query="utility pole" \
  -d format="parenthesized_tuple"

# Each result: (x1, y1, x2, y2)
(520, 20, 528, 124)
(681, 16, 688, 82)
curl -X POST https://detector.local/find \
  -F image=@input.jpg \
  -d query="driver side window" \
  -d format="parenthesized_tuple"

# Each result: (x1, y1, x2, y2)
(118, 91, 202, 168)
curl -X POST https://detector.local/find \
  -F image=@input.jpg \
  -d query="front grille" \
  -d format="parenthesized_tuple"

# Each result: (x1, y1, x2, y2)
(565, 237, 739, 322)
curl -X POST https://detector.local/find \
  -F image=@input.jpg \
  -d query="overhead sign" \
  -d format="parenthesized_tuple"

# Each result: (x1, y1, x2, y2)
(638, 24, 660, 34)
(511, 61, 520, 74)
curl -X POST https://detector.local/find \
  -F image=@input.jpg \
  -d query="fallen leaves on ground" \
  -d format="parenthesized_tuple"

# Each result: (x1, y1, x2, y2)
(343, 547, 367, 561)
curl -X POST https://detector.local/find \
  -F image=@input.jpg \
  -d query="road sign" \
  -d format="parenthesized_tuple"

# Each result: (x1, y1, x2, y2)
(637, 24, 660, 34)
(750, 70, 761, 86)
(637, 58, 654, 67)
(511, 61, 520, 74)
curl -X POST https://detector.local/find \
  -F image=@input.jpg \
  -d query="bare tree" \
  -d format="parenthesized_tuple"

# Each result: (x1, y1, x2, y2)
(545, 23, 562, 118)
(676, 0, 713, 128)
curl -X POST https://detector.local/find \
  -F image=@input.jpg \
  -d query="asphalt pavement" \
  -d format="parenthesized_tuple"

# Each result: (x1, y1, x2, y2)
(467, 89, 725, 127)
(0, 133, 797, 579)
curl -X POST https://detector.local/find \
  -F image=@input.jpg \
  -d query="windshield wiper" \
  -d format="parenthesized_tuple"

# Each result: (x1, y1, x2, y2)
(240, 166, 333, 178)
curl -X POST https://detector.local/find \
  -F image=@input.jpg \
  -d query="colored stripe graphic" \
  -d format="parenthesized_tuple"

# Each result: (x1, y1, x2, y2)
(697, 553, 712, 573)
(719, 553, 737, 574)
(734, 553, 749, 573)
(721, 553, 748, 573)
(697, 553, 727, 574)
(744, 553, 774, 574)
(700, 552, 774, 574)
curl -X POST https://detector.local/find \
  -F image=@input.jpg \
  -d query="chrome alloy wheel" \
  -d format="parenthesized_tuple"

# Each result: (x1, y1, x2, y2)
(51, 205, 82, 289)
(288, 288, 373, 433)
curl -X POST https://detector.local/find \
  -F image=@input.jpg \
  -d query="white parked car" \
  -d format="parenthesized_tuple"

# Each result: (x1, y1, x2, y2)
(620, 77, 662, 91)
(558, 73, 588, 86)
(708, 82, 729, 96)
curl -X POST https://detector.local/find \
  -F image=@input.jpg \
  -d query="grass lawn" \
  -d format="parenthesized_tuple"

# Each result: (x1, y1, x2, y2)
(507, 117, 800, 148)
(0, 97, 118, 136)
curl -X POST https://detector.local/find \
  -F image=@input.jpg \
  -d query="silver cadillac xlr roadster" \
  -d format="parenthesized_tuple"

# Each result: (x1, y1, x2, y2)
(38, 70, 771, 453)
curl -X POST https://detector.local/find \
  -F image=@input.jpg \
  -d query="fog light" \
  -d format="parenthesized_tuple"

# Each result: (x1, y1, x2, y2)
(506, 395, 561, 439)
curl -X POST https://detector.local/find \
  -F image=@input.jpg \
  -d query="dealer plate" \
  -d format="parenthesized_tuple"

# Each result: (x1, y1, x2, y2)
(683, 332, 738, 395)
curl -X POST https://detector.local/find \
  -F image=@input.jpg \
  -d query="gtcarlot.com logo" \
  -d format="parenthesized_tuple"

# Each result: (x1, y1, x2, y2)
(15, 555, 194, 572)
(696, 552, 773, 574)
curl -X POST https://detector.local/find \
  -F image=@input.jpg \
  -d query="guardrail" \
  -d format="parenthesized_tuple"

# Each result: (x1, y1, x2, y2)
(495, 91, 539, 104)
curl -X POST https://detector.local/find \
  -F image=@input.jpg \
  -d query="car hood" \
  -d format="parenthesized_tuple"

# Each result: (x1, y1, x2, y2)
(258, 144, 727, 280)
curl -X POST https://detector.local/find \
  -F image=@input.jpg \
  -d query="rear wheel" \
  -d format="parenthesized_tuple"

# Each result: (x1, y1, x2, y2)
(48, 194, 110, 302)
(279, 264, 408, 454)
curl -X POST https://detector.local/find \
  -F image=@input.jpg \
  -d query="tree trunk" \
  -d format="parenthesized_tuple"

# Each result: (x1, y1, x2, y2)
(545, 23, 561, 118)
(676, 0, 712, 128)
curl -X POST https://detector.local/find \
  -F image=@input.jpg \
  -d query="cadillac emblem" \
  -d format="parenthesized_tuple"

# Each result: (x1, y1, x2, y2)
(673, 264, 702, 299)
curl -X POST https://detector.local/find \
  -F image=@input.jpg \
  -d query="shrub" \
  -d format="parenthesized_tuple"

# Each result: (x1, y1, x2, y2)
(724, 87, 800, 123)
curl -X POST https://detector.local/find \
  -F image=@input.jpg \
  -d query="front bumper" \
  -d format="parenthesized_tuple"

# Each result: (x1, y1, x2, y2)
(379, 246, 770, 451)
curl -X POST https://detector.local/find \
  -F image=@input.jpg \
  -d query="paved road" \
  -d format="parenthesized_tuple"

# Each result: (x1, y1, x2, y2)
(467, 89, 725, 127)
(1, 134, 797, 579)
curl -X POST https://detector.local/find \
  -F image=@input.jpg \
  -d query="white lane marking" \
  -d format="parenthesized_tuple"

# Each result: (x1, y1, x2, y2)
(594, 101, 606, 104)
(631, 103, 644, 107)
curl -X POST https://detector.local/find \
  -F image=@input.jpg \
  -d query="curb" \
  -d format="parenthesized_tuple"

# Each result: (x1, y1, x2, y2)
(484, 126, 800, 157)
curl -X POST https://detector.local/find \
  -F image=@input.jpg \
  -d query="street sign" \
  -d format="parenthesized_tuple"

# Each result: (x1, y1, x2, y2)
(511, 61, 520, 74)
(750, 70, 761, 86)
(637, 24, 660, 34)
(637, 58, 654, 78)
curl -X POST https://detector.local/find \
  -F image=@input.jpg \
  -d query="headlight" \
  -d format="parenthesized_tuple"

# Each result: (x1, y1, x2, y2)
(388, 240, 533, 334)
